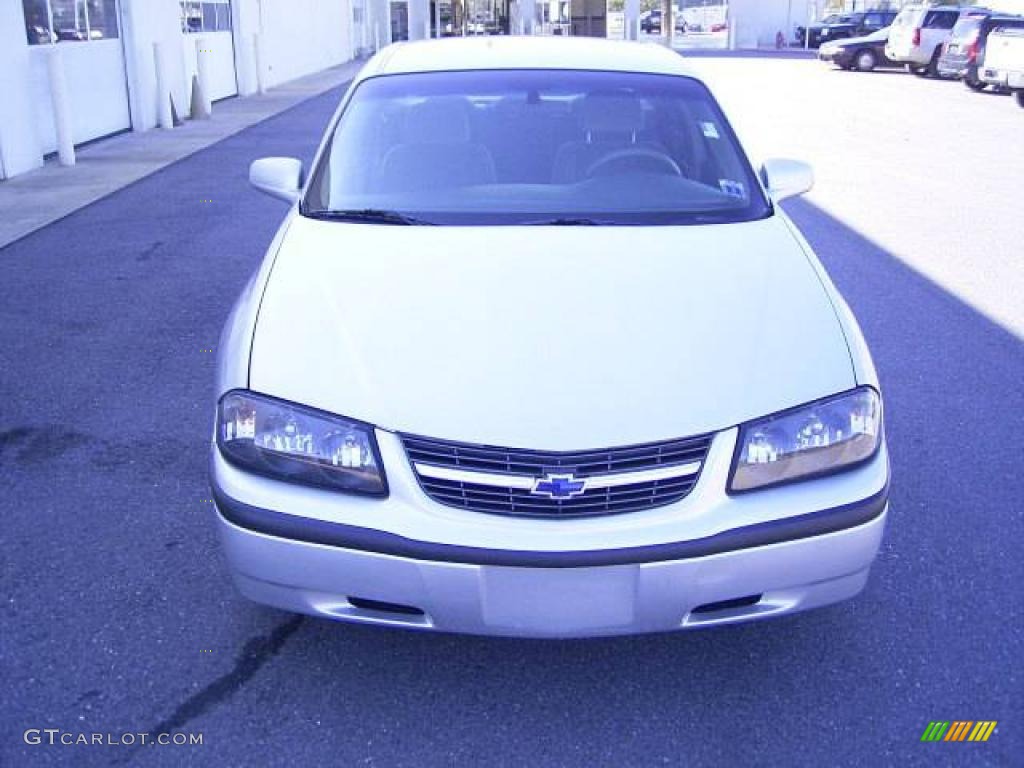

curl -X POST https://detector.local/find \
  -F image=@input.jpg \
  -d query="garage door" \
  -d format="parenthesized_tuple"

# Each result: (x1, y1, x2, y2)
(180, 0, 238, 102)
(23, 0, 132, 154)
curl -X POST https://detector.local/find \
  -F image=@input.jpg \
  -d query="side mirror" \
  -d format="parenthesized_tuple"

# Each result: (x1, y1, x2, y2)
(760, 158, 814, 202)
(249, 157, 304, 203)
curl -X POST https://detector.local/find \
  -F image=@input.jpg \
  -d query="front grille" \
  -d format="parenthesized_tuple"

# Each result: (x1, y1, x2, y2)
(402, 432, 713, 519)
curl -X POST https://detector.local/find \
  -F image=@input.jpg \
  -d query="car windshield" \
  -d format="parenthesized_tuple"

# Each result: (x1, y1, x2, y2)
(302, 69, 771, 226)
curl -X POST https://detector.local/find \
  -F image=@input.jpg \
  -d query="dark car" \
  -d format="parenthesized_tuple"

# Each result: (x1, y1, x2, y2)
(797, 10, 897, 48)
(818, 27, 901, 71)
(938, 11, 1024, 89)
(640, 9, 685, 34)
(641, 9, 662, 33)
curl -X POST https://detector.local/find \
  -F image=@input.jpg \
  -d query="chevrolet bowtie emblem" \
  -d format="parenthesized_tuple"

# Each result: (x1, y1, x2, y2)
(531, 473, 586, 499)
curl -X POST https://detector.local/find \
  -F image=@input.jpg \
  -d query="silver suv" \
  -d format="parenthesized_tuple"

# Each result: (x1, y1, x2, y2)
(886, 5, 969, 76)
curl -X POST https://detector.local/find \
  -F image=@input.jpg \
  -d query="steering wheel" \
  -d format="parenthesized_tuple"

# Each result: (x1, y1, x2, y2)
(585, 148, 683, 179)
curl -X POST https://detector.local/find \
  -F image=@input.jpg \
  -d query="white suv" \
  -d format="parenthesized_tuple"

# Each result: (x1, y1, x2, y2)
(886, 5, 965, 76)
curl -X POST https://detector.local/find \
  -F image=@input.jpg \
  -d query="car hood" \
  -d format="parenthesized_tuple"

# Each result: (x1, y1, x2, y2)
(249, 214, 855, 450)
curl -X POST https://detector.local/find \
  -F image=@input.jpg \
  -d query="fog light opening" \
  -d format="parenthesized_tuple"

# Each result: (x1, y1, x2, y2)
(346, 596, 426, 617)
(691, 594, 763, 615)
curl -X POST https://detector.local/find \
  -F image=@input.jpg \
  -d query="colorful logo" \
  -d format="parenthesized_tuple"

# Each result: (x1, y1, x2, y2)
(920, 721, 997, 742)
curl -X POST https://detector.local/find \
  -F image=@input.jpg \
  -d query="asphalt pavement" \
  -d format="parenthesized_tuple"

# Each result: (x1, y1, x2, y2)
(1, 55, 1021, 768)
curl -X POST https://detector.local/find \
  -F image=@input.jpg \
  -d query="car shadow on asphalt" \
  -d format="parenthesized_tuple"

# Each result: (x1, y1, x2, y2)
(256, 196, 1023, 764)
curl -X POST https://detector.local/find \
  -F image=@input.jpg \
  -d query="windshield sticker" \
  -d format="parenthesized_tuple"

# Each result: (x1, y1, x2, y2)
(701, 122, 721, 139)
(719, 180, 746, 199)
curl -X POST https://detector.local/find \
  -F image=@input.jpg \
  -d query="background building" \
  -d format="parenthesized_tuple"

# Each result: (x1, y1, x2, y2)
(5, 0, 1024, 180)
(0, 0, 363, 179)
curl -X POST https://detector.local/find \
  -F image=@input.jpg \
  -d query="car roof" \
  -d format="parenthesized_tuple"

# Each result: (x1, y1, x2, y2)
(360, 37, 697, 81)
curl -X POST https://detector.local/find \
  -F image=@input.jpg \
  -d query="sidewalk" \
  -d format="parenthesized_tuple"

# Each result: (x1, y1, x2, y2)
(0, 58, 363, 250)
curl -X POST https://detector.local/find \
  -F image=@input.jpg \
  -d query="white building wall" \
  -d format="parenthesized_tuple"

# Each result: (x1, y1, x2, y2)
(234, 0, 354, 90)
(729, 0, 816, 49)
(0, 0, 354, 180)
(409, 0, 429, 40)
(0, 0, 42, 178)
(27, 39, 133, 155)
(118, 0, 189, 134)
(367, 0, 392, 50)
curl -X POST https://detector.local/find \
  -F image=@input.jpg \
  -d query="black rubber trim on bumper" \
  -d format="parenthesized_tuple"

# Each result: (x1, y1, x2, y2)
(212, 480, 889, 568)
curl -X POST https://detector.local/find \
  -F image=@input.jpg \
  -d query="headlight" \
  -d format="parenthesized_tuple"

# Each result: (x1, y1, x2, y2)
(216, 390, 387, 496)
(729, 387, 881, 493)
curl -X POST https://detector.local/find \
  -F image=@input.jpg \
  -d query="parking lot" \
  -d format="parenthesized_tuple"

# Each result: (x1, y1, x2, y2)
(1, 53, 1021, 767)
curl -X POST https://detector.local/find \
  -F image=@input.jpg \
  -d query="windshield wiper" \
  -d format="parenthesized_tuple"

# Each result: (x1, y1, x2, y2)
(523, 217, 615, 226)
(304, 208, 436, 226)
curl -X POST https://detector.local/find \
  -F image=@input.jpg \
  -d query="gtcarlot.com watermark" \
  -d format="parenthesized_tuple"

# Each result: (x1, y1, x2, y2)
(24, 729, 203, 747)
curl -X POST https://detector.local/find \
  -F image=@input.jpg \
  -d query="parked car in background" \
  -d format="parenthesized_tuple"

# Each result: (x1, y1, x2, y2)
(640, 7, 685, 34)
(634, 7, 684, 34)
(641, 9, 662, 33)
(983, 25, 1024, 107)
(797, 10, 897, 48)
(819, 27, 901, 71)
(939, 12, 1024, 89)
(886, 5, 967, 76)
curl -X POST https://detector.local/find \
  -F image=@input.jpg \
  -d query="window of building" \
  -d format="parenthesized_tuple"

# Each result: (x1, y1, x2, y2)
(22, 0, 120, 44)
(86, 0, 119, 39)
(180, 0, 233, 34)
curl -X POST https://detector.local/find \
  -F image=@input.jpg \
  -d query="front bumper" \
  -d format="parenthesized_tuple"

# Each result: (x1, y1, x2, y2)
(211, 429, 889, 637)
(980, 67, 1009, 85)
(819, 48, 852, 66)
(885, 46, 924, 66)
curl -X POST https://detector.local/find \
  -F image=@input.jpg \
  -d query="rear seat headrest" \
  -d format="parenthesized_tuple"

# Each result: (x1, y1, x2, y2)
(579, 94, 645, 137)
(401, 98, 473, 144)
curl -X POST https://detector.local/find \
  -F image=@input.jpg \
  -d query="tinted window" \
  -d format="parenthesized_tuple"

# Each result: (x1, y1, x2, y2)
(924, 11, 957, 30)
(304, 70, 771, 226)
(22, 0, 119, 44)
(951, 16, 983, 41)
(987, 19, 1024, 35)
